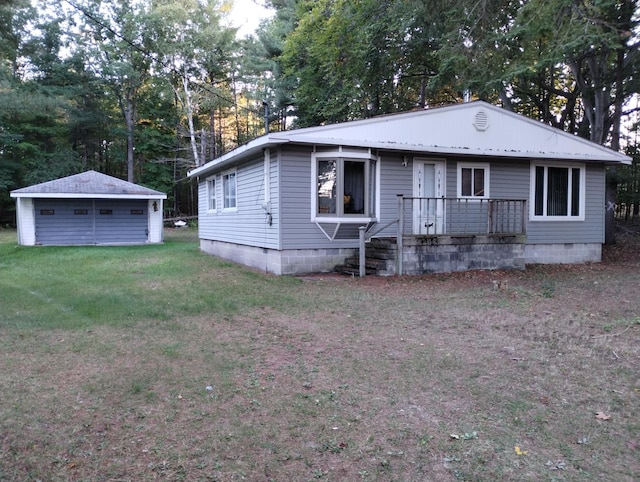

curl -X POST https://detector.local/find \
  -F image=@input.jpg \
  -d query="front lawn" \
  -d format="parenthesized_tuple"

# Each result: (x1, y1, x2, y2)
(1, 228, 638, 481)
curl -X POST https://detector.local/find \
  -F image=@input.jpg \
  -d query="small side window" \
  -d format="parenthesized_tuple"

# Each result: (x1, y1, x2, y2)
(223, 171, 237, 210)
(206, 176, 217, 212)
(458, 163, 489, 199)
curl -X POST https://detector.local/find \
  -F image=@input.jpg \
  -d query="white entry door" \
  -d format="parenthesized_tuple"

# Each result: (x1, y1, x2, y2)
(413, 159, 445, 234)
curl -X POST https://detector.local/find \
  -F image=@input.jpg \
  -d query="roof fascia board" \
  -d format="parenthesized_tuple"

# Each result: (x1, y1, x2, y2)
(283, 136, 631, 164)
(10, 193, 167, 199)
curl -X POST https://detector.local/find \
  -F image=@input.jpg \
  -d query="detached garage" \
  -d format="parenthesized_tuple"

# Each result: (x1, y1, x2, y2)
(10, 170, 167, 246)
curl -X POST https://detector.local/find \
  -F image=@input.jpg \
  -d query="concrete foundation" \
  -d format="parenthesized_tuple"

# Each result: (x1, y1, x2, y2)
(398, 234, 526, 275)
(524, 243, 602, 265)
(199, 239, 355, 275)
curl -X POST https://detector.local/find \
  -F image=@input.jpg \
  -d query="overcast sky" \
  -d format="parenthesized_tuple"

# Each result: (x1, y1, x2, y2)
(230, 0, 274, 37)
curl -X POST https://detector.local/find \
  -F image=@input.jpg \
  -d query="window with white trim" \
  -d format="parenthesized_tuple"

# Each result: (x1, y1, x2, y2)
(531, 163, 585, 220)
(223, 171, 237, 210)
(314, 154, 376, 218)
(457, 163, 489, 198)
(206, 176, 217, 212)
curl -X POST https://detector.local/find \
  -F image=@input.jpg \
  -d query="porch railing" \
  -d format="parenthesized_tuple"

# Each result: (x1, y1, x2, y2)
(398, 196, 527, 237)
(357, 196, 527, 277)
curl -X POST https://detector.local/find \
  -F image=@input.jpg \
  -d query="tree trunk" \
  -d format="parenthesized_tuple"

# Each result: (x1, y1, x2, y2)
(605, 171, 617, 244)
(604, 47, 627, 244)
(209, 108, 216, 160)
(182, 74, 200, 167)
(123, 98, 135, 183)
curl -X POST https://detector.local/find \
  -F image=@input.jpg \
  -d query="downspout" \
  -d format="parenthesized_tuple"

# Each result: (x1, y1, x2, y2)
(263, 148, 272, 225)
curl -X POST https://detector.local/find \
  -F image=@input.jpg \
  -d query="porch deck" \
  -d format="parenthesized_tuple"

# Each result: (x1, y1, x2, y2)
(338, 197, 528, 276)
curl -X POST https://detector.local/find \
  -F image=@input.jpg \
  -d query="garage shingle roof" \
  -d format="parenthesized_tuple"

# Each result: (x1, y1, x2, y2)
(11, 170, 165, 197)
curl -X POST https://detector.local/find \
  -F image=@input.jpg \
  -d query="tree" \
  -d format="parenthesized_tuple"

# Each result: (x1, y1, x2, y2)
(73, 0, 156, 182)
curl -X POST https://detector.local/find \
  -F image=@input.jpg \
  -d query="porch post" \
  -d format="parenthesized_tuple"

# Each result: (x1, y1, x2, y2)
(359, 226, 366, 278)
(397, 195, 404, 276)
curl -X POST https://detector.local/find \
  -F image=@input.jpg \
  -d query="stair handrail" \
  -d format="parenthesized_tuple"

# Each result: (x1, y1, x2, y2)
(363, 217, 399, 241)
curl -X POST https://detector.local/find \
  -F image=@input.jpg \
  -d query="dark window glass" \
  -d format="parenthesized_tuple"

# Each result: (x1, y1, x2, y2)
(571, 168, 580, 216)
(547, 167, 568, 216)
(473, 169, 485, 196)
(534, 166, 545, 216)
(461, 168, 472, 196)
(343, 161, 365, 214)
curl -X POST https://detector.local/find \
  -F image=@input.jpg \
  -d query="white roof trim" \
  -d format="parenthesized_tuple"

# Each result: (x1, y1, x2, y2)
(10, 193, 167, 199)
(274, 134, 625, 162)
(188, 101, 631, 178)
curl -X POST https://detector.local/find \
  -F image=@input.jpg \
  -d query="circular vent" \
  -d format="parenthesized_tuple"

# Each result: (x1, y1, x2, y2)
(473, 109, 490, 131)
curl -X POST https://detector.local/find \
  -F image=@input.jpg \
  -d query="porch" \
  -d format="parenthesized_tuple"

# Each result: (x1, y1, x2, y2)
(336, 197, 528, 276)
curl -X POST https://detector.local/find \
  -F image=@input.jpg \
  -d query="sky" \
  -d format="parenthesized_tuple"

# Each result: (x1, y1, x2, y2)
(229, 0, 274, 37)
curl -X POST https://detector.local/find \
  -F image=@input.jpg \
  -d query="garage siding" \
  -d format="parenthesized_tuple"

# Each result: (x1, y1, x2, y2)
(34, 199, 149, 245)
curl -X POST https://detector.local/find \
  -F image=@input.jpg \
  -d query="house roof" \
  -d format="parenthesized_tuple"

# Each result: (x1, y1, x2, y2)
(188, 101, 632, 178)
(10, 170, 167, 199)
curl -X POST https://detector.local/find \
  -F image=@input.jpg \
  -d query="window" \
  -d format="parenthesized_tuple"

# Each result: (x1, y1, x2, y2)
(458, 163, 489, 198)
(314, 155, 376, 218)
(223, 171, 237, 209)
(531, 163, 584, 220)
(206, 176, 217, 212)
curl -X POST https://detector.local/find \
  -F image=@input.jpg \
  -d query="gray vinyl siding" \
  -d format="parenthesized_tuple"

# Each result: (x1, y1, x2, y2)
(526, 163, 605, 244)
(196, 146, 606, 251)
(445, 159, 529, 234)
(34, 199, 148, 245)
(374, 152, 413, 236)
(197, 151, 280, 249)
(280, 145, 360, 249)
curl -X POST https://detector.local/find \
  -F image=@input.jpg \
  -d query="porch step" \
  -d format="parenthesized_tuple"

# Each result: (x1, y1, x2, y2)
(334, 237, 397, 276)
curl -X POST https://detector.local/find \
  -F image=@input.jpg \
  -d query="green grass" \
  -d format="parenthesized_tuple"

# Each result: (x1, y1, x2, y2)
(0, 228, 300, 329)
(0, 227, 639, 481)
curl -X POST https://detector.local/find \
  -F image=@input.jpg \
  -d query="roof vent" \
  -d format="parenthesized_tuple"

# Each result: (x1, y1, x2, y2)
(473, 109, 490, 131)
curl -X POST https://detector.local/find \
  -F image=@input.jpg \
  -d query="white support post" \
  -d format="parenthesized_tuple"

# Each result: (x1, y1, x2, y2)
(359, 226, 366, 278)
(397, 195, 404, 276)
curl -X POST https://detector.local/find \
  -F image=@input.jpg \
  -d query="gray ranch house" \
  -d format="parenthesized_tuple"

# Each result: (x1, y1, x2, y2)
(187, 101, 631, 275)
(11, 170, 167, 246)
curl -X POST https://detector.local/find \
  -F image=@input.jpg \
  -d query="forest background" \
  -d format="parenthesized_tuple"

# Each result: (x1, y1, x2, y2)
(0, 0, 639, 238)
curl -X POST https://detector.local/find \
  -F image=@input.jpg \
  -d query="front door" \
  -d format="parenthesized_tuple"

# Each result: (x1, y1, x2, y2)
(413, 159, 445, 234)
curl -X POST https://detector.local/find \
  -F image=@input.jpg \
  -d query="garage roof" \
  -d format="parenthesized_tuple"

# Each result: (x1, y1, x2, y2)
(10, 170, 167, 200)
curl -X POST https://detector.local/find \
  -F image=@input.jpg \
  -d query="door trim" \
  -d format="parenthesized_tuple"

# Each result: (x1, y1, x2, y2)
(412, 158, 446, 235)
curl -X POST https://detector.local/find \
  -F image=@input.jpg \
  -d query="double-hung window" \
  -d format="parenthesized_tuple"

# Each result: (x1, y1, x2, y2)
(458, 163, 489, 198)
(314, 152, 377, 219)
(531, 163, 584, 220)
(223, 171, 237, 210)
(206, 176, 217, 212)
